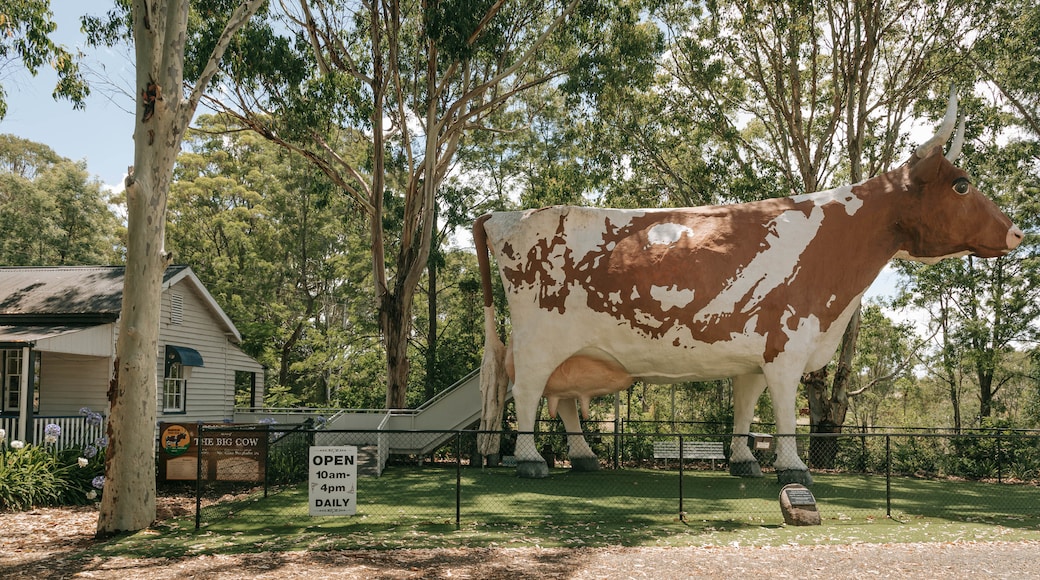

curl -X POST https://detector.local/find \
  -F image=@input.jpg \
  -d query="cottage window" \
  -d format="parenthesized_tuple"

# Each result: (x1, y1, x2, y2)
(3, 350, 21, 411)
(2, 350, 39, 414)
(163, 362, 187, 413)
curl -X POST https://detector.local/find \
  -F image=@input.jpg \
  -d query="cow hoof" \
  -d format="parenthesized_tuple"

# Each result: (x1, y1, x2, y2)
(729, 461, 763, 478)
(776, 469, 813, 487)
(570, 456, 600, 472)
(516, 460, 549, 479)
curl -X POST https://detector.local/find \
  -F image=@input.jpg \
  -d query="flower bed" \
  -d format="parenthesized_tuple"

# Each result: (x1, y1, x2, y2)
(0, 409, 108, 511)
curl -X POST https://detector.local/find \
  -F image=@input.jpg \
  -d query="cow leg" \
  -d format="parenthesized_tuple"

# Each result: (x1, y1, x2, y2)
(513, 379, 549, 478)
(729, 374, 766, 478)
(556, 398, 599, 471)
(763, 365, 813, 486)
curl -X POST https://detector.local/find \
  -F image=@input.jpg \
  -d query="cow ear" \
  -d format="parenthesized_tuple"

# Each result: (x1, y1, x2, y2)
(909, 146, 944, 185)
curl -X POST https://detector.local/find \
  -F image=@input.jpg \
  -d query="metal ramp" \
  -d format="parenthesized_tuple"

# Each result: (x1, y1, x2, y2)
(315, 369, 513, 475)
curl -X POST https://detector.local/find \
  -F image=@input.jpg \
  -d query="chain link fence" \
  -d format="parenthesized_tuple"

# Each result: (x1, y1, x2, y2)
(178, 425, 1040, 533)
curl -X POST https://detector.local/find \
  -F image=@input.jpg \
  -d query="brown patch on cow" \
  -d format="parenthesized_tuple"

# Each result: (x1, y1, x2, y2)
(500, 215, 574, 314)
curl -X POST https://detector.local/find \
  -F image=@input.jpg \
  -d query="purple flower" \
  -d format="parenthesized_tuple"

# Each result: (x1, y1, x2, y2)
(80, 407, 105, 426)
(84, 444, 98, 458)
(95, 436, 109, 449)
(92, 475, 106, 490)
(43, 424, 61, 444)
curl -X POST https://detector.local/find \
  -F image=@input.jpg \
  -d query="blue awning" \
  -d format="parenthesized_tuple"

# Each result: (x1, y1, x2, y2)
(165, 345, 204, 367)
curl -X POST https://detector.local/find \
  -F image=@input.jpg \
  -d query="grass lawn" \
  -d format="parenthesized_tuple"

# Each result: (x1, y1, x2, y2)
(91, 466, 1040, 558)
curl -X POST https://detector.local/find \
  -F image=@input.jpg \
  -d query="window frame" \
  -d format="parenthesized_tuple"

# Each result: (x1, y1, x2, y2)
(162, 361, 187, 414)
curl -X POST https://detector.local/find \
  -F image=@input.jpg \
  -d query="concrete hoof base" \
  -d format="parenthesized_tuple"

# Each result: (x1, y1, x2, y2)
(776, 469, 813, 486)
(570, 456, 600, 472)
(729, 461, 763, 478)
(516, 460, 549, 479)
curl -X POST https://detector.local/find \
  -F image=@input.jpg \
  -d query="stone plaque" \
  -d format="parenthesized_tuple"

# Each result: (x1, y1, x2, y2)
(779, 483, 821, 526)
(785, 487, 816, 506)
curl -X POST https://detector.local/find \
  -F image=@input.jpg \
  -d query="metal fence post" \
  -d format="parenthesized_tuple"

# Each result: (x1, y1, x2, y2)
(613, 393, 621, 470)
(263, 425, 270, 498)
(885, 434, 891, 518)
(678, 434, 686, 522)
(195, 422, 204, 530)
(997, 436, 1003, 484)
(455, 431, 462, 530)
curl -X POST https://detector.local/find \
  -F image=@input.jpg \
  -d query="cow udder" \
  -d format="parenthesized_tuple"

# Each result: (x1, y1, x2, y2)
(506, 347, 634, 400)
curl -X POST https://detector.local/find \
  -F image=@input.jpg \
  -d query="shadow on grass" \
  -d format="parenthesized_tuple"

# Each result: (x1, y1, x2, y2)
(86, 466, 1040, 558)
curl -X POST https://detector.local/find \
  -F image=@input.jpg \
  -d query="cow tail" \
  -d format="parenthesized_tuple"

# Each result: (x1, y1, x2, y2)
(474, 214, 508, 459)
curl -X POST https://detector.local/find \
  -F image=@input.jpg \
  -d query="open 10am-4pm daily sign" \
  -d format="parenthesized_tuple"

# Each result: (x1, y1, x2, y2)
(309, 445, 357, 516)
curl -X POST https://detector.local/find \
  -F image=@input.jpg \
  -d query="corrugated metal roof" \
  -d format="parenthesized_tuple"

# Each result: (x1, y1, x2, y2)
(0, 265, 188, 316)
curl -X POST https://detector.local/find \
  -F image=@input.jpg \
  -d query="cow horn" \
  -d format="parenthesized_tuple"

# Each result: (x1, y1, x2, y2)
(945, 115, 966, 162)
(915, 85, 959, 159)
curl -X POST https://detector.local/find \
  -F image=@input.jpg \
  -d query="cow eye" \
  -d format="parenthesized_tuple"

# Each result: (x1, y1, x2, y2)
(952, 178, 971, 195)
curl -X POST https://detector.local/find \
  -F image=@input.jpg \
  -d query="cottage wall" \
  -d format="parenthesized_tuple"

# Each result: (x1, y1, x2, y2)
(156, 279, 265, 423)
(37, 352, 111, 416)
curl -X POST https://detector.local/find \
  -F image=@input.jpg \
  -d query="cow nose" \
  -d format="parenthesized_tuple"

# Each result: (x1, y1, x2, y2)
(1007, 226, 1024, 250)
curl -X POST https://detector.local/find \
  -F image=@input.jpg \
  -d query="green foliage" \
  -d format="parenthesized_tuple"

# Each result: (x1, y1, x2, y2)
(0, 438, 106, 511)
(265, 429, 311, 485)
(170, 116, 380, 406)
(0, 135, 123, 265)
(263, 385, 302, 409)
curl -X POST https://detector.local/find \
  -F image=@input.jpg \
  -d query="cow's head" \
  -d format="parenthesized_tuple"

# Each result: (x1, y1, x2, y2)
(892, 89, 1024, 263)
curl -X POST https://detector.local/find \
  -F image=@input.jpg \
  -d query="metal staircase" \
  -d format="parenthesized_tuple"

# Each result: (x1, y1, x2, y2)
(312, 369, 513, 475)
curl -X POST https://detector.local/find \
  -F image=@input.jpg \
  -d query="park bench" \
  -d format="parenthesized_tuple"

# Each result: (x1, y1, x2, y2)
(652, 440, 726, 469)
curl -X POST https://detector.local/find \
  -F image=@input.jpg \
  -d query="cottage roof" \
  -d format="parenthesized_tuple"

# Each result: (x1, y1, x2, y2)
(0, 265, 240, 341)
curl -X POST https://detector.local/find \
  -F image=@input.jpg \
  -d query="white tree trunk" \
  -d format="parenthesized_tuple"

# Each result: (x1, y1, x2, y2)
(98, 0, 264, 536)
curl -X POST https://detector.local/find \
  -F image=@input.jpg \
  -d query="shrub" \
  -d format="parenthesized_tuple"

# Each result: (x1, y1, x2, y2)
(266, 428, 310, 484)
(0, 424, 107, 511)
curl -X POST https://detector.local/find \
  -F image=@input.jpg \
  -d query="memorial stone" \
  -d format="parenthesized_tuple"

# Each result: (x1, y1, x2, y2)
(779, 483, 821, 526)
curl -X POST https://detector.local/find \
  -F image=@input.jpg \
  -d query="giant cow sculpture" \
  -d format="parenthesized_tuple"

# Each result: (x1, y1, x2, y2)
(474, 90, 1024, 484)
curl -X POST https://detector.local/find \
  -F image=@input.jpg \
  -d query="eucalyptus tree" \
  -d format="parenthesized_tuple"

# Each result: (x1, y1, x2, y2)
(83, 0, 266, 535)
(194, 0, 659, 410)
(650, 0, 979, 464)
(170, 115, 380, 404)
(845, 303, 916, 429)
(0, 135, 122, 265)
(895, 104, 1040, 426)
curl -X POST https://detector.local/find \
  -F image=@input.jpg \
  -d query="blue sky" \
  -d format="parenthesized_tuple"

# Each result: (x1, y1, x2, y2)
(1, 2, 135, 190)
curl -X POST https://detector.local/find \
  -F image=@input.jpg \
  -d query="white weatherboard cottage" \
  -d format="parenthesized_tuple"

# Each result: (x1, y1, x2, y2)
(0, 266, 265, 447)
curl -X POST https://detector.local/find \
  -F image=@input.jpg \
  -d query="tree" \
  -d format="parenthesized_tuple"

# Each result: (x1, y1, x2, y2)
(0, 135, 122, 265)
(0, 0, 88, 119)
(654, 0, 980, 466)
(169, 115, 379, 405)
(92, 0, 265, 536)
(197, 0, 660, 412)
(846, 303, 916, 429)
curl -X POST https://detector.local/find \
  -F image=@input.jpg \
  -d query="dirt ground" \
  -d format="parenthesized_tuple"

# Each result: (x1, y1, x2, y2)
(3, 499, 1040, 579)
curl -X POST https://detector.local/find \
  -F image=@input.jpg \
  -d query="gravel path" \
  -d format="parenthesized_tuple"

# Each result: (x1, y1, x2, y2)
(4, 506, 1040, 579)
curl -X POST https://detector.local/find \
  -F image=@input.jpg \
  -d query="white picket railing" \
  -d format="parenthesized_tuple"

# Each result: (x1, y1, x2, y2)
(0, 415, 107, 451)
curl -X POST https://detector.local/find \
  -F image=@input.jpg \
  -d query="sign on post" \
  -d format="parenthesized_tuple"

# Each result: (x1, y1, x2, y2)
(309, 445, 357, 516)
(158, 422, 267, 482)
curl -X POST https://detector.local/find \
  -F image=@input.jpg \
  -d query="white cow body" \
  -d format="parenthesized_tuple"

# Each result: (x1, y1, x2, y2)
(474, 92, 1023, 483)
